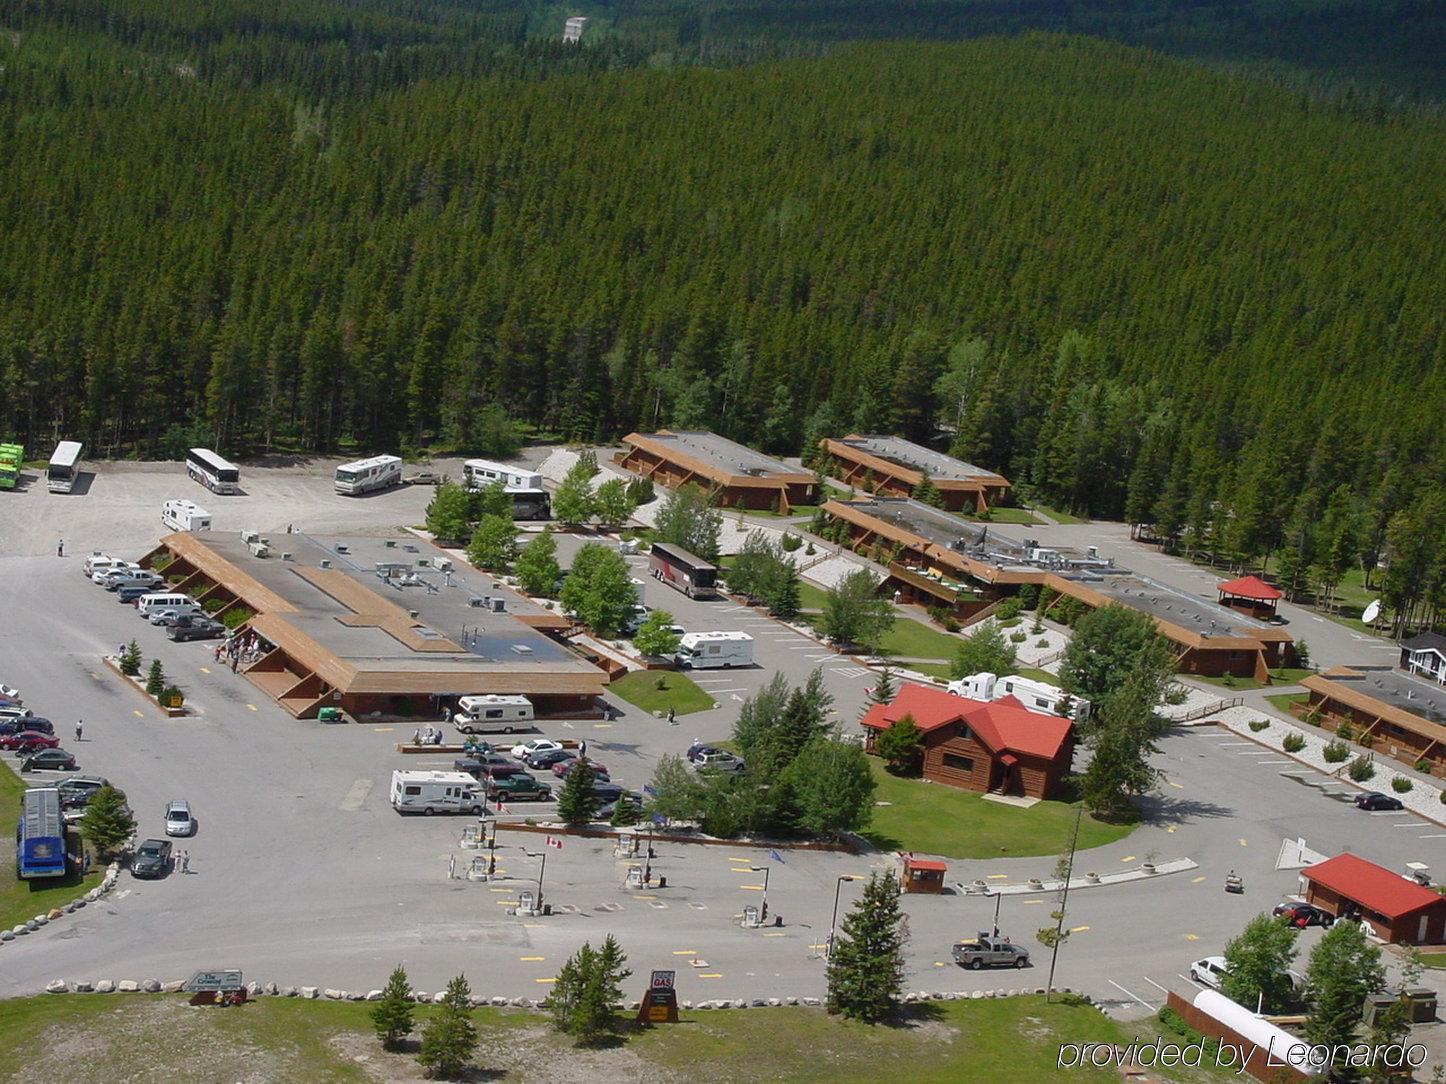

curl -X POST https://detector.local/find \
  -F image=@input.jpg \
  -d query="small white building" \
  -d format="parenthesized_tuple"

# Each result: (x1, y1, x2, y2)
(563, 16, 588, 43)
(947, 672, 1090, 722)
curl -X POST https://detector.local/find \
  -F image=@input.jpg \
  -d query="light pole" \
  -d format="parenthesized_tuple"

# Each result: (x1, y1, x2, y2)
(826, 875, 860, 959)
(522, 849, 548, 911)
(749, 865, 771, 921)
(992, 890, 1002, 937)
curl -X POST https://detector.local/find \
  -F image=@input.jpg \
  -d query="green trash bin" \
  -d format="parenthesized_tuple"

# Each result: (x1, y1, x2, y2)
(317, 707, 342, 723)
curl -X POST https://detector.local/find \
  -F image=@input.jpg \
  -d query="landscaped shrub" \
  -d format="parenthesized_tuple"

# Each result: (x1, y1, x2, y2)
(1322, 740, 1350, 763)
(941, 616, 960, 633)
(996, 597, 1023, 622)
(1248, 720, 1269, 733)
(1010, 630, 1027, 643)
(1036, 638, 1050, 648)
(1415, 759, 1432, 773)
(1347, 755, 1375, 782)
(1391, 776, 1413, 794)
(1163, 686, 1188, 706)
(145, 659, 166, 697)
(1282, 732, 1306, 753)
(1017, 584, 1040, 610)
(151, 552, 172, 571)
(927, 605, 951, 626)
(804, 542, 816, 556)
(1358, 732, 1374, 749)
(201, 595, 227, 614)
(166, 572, 187, 585)
(219, 604, 253, 630)
(781, 532, 801, 552)
(1335, 721, 1355, 741)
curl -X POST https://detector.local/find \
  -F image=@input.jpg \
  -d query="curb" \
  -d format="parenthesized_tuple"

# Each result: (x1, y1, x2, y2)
(100, 655, 188, 718)
(1, 862, 122, 948)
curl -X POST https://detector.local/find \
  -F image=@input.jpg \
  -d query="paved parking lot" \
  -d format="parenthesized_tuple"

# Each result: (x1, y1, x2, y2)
(0, 461, 1440, 1019)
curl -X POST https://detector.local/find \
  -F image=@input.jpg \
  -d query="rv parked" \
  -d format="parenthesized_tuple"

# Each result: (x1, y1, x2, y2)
(675, 631, 753, 670)
(390, 770, 485, 815)
(334, 454, 402, 496)
(453, 694, 535, 735)
(162, 499, 212, 532)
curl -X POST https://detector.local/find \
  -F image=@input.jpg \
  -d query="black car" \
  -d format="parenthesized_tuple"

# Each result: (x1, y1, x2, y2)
(1354, 792, 1405, 812)
(0, 716, 53, 737)
(130, 838, 173, 878)
(526, 748, 576, 770)
(117, 585, 152, 603)
(1272, 902, 1336, 928)
(167, 616, 226, 642)
(21, 748, 77, 773)
(590, 780, 625, 803)
(454, 754, 511, 776)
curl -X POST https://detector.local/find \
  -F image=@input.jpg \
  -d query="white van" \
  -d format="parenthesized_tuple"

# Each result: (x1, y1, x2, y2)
(453, 694, 535, 734)
(390, 770, 485, 815)
(162, 499, 212, 532)
(136, 592, 198, 618)
(675, 631, 754, 670)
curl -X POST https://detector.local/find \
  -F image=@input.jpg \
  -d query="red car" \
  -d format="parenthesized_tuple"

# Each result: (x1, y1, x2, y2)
(553, 758, 608, 780)
(2, 730, 60, 753)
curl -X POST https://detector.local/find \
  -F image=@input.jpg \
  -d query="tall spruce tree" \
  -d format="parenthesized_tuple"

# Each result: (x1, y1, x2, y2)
(826, 871, 908, 1023)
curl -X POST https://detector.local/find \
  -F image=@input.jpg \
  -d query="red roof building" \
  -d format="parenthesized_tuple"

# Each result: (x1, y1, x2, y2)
(1300, 853, 1446, 944)
(860, 683, 1075, 799)
(1217, 575, 1283, 619)
(899, 852, 949, 894)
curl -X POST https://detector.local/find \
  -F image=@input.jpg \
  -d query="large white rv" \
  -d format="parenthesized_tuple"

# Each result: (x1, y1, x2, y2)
(675, 631, 754, 670)
(162, 499, 212, 532)
(390, 770, 485, 815)
(334, 454, 402, 496)
(186, 448, 240, 494)
(452, 694, 535, 735)
(462, 458, 543, 492)
(947, 672, 1091, 722)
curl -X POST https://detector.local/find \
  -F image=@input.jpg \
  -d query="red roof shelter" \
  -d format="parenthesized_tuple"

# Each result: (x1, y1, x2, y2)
(861, 684, 1075, 799)
(900, 852, 948, 894)
(1217, 575, 1283, 618)
(1301, 853, 1446, 944)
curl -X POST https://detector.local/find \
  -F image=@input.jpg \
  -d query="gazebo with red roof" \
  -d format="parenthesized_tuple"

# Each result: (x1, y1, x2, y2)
(1300, 853, 1446, 944)
(1217, 575, 1283, 619)
(860, 683, 1075, 800)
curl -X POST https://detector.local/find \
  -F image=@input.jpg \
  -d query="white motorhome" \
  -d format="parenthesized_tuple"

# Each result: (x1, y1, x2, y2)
(390, 770, 485, 815)
(136, 592, 199, 618)
(947, 672, 1090, 722)
(162, 499, 212, 532)
(453, 694, 535, 734)
(462, 458, 543, 492)
(675, 631, 754, 670)
(334, 454, 402, 496)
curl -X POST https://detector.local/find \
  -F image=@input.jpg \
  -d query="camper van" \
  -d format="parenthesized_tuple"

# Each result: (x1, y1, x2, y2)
(947, 672, 1091, 722)
(136, 593, 199, 619)
(453, 694, 535, 734)
(334, 454, 402, 496)
(390, 770, 485, 815)
(675, 631, 754, 670)
(162, 499, 212, 532)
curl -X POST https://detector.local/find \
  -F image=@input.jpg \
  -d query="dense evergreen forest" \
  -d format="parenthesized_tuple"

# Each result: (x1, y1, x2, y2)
(0, 3, 1443, 623)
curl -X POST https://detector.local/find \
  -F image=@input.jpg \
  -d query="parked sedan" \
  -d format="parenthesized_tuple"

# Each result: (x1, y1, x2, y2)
(694, 750, 746, 774)
(117, 585, 153, 604)
(511, 738, 565, 760)
(1354, 792, 1405, 812)
(454, 754, 511, 776)
(130, 838, 173, 878)
(1272, 902, 1335, 928)
(22, 748, 77, 773)
(164, 800, 195, 837)
(525, 748, 575, 770)
(148, 608, 198, 626)
(2, 730, 60, 753)
(553, 758, 608, 780)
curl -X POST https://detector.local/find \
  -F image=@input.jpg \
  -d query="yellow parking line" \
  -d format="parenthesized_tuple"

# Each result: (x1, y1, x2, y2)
(132, 710, 143, 717)
(246, 704, 257, 712)
(519, 956, 546, 962)
(672, 950, 698, 956)
(698, 973, 723, 979)
(986, 874, 1007, 880)
(198, 666, 211, 674)
(1166, 826, 1177, 833)
(373, 726, 394, 733)
(1167, 779, 1184, 789)
(739, 885, 765, 891)
(1023, 899, 1044, 905)
(1238, 838, 1248, 847)
(592, 723, 612, 728)
(634, 894, 657, 900)
(808, 943, 828, 950)
(490, 888, 510, 893)
(523, 923, 544, 929)
(1070, 925, 1090, 933)
(1120, 855, 1136, 863)
(933, 961, 946, 967)
(1191, 876, 1206, 884)
(495, 900, 519, 906)
(1185, 933, 1200, 941)
(534, 978, 556, 984)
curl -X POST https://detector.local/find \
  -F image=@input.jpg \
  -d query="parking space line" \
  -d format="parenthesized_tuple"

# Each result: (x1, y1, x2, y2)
(672, 950, 697, 955)
(495, 900, 519, 906)
(1191, 876, 1206, 884)
(198, 666, 211, 674)
(1420, 834, 1446, 839)
(698, 973, 723, 979)
(1371, 810, 1413, 817)
(1120, 855, 1136, 862)
(1069, 925, 1090, 933)
(1391, 823, 1425, 829)
(534, 978, 556, 984)
(739, 884, 765, 890)
(1142, 977, 1169, 994)
(1106, 980, 1155, 1011)
(519, 956, 546, 961)
(246, 704, 257, 712)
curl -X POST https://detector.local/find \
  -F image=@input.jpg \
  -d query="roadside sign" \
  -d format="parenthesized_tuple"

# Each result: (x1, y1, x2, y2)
(637, 970, 679, 1024)
(650, 970, 675, 990)
(183, 969, 242, 992)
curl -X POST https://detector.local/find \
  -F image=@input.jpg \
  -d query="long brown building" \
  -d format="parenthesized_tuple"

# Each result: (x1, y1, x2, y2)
(1298, 666, 1446, 774)
(617, 430, 818, 512)
(820, 433, 1011, 512)
(825, 496, 1295, 680)
(140, 531, 607, 719)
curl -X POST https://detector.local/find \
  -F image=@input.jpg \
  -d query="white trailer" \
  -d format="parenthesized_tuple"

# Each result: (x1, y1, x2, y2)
(462, 458, 543, 492)
(390, 770, 485, 815)
(453, 694, 535, 734)
(162, 499, 212, 532)
(334, 454, 402, 496)
(675, 631, 754, 670)
(947, 672, 1090, 722)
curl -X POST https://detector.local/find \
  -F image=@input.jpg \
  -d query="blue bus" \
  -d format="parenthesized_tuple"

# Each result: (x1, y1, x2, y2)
(16, 787, 68, 879)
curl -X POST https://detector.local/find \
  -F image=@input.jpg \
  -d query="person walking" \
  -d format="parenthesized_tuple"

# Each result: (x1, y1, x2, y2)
(74, 720, 83, 743)
(230, 653, 239, 674)
(180, 850, 191, 874)
(56, 538, 64, 557)
(579, 739, 587, 760)
(667, 706, 677, 726)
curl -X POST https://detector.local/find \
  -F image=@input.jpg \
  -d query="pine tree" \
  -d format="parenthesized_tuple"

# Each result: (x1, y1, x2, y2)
(913, 469, 944, 508)
(417, 974, 478, 1078)
(1304, 921, 1386, 1051)
(425, 482, 472, 544)
(862, 667, 897, 715)
(873, 714, 923, 774)
(119, 639, 142, 676)
(145, 659, 166, 697)
(552, 462, 595, 528)
(548, 936, 632, 1044)
(78, 785, 136, 859)
(826, 871, 908, 1023)
(557, 758, 599, 824)
(370, 965, 415, 1050)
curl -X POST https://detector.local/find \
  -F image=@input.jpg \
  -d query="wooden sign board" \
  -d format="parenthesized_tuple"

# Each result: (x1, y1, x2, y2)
(636, 970, 679, 1024)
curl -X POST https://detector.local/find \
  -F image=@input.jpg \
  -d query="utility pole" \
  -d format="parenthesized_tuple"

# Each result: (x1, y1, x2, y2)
(1044, 806, 1084, 1003)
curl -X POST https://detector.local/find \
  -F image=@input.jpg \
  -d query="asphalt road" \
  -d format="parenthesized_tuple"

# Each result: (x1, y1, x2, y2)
(0, 459, 1439, 1024)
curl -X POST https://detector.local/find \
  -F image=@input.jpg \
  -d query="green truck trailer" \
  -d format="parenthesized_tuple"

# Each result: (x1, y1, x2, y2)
(0, 443, 23, 490)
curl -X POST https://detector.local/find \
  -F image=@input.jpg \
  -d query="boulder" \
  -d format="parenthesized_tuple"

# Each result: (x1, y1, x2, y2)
(74, 981, 94, 992)
(281, 986, 298, 998)
(785, 996, 799, 1006)
(0, 930, 13, 942)
(142, 979, 161, 993)
(412, 992, 430, 1003)
(732, 999, 747, 1009)
(324, 989, 343, 1000)
(984, 990, 995, 998)
(86, 890, 101, 902)
(266, 982, 279, 996)
(467, 994, 486, 1007)
(903, 992, 918, 1003)
(96, 981, 115, 993)
(1006, 989, 1017, 998)
(47, 909, 63, 921)
(118, 981, 140, 992)
(510, 997, 529, 1008)
(750, 998, 766, 1007)
(25, 920, 40, 932)
(46, 980, 68, 994)
(766, 998, 781, 1007)
(300, 986, 319, 999)
(696, 1000, 713, 1010)
(12, 925, 27, 936)
(681, 1000, 693, 1010)
(162, 980, 185, 993)
(801, 997, 821, 1007)
(348, 992, 366, 1001)
(971, 991, 983, 999)
(490, 996, 508, 1007)
(33, 914, 49, 926)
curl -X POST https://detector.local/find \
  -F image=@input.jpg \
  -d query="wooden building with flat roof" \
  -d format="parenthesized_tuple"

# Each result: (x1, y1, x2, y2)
(821, 433, 1010, 512)
(618, 430, 817, 512)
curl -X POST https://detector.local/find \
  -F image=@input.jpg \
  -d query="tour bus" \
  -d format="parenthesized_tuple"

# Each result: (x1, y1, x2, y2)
(17, 787, 68, 879)
(186, 447, 240, 494)
(334, 454, 402, 496)
(462, 458, 551, 520)
(46, 440, 83, 494)
(162, 499, 212, 532)
(0, 442, 23, 490)
(649, 542, 719, 599)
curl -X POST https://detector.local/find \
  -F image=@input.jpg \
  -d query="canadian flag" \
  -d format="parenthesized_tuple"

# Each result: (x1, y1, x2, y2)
(545, 836, 564, 850)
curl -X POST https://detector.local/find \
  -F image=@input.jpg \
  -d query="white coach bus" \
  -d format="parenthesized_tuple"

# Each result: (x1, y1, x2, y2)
(46, 440, 84, 494)
(334, 454, 402, 496)
(186, 447, 240, 494)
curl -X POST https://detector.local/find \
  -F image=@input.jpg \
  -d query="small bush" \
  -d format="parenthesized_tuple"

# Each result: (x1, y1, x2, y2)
(654, 676, 668, 691)
(1439, 788, 1446, 805)
(941, 616, 960, 633)
(927, 605, 950, 626)
(1248, 720, 1270, 733)
(804, 542, 815, 555)
(996, 597, 1023, 622)
(1391, 776, 1413, 794)
(1036, 638, 1050, 648)
(1030, 621, 1044, 635)
(1415, 759, 1431, 773)
(119, 639, 142, 677)
(220, 604, 253, 630)
(201, 595, 227, 614)
(1322, 740, 1350, 763)
(1282, 732, 1306, 753)
(1358, 732, 1374, 749)
(1335, 721, 1354, 741)
(1163, 686, 1188, 706)
(1347, 755, 1375, 782)
(1221, 674, 1236, 687)
(1010, 630, 1027, 643)
(781, 532, 801, 552)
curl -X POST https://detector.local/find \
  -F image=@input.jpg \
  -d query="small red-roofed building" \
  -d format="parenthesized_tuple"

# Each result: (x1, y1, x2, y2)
(1300, 853, 1446, 944)
(1217, 575, 1283, 620)
(860, 683, 1075, 799)
(899, 853, 948, 894)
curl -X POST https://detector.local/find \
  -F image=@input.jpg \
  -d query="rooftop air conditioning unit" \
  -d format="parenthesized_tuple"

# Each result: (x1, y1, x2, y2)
(320, 559, 331, 569)
(491, 598, 506, 613)
(335, 544, 349, 554)
(469, 596, 486, 607)
(241, 529, 259, 544)
(408, 609, 419, 619)
(435, 558, 453, 573)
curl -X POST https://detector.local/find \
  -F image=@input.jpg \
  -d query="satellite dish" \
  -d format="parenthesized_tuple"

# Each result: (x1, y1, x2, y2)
(1362, 599, 1381, 625)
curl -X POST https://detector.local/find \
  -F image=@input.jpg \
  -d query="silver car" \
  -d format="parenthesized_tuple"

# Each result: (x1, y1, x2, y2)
(164, 800, 194, 837)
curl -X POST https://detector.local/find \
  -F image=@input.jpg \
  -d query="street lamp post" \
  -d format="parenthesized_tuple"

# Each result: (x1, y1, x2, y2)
(643, 823, 655, 885)
(826, 875, 860, 959)
(749, 866, 771, 921)
(523, 849, 548, 911)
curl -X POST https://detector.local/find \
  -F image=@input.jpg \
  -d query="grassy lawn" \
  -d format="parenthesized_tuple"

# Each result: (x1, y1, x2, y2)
(1417, 954, 1446, 970)
(1194, 668, 1316, 693)
(1028, 503, 1088, 525)
(1265, 692, 1308, 714)
(609, 670, 715, 716)
(961, 507, 1039, 526)
(908, 662, 953, 682)
(860, 761, 1134, 859)
(1190, 674, 1267, 691)
(797, 580, 829, 613)
(878, 618, 961, 661)
(0, 992, 1231, 1083)
(1015, 667, 1059, 685)
(0, 761, 102, 931)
